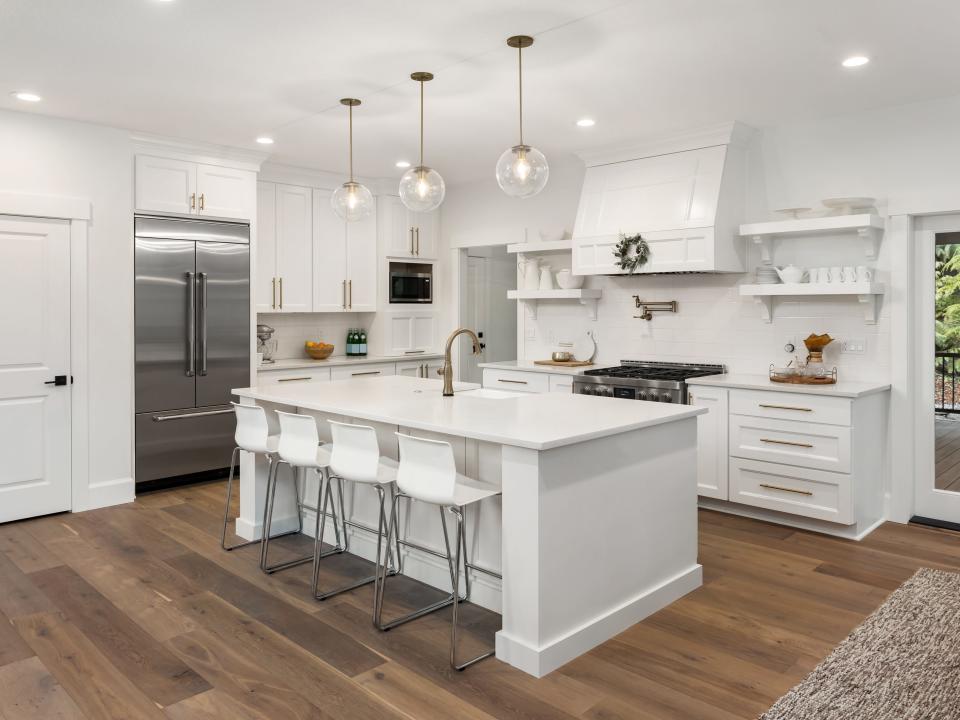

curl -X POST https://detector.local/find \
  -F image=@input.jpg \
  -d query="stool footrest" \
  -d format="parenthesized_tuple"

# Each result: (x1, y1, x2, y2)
(376, 593, 462, 631)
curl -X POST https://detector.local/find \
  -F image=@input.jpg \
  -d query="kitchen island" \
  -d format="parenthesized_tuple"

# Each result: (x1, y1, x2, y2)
(233, 375, 705, 677)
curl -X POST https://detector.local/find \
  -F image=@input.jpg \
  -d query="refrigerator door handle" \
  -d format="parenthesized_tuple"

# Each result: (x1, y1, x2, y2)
(198, 272, 208, 375)
(152, 408, 234, 422)
(186, 271, 196, 377)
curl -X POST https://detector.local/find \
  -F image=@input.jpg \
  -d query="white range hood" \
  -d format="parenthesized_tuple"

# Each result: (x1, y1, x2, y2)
(572, 121, 752, 275)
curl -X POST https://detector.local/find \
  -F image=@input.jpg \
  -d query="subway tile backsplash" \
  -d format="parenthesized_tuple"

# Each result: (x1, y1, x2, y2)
(258, 312, 377, 360)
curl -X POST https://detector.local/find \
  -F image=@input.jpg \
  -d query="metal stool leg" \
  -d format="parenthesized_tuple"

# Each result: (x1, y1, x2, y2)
(260, 460, 315, 574)
(449, 505, 494, 671)
(221, 446, 258, 551)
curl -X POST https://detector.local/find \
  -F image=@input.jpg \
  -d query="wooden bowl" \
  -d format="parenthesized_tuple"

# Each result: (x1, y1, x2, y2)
(304, 343, 334, 360)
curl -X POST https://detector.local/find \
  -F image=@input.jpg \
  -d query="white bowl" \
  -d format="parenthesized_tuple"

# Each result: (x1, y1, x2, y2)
(555, 269, 584, 289)
(539, 228, 567, 243)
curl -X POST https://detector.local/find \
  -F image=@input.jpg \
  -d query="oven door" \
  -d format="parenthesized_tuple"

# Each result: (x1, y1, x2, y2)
(390, 271, 432, 303)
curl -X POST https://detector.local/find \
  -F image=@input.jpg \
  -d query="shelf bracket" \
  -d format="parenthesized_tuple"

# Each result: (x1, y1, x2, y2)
(754, 296, 774, 323)
(858, 294, 879, 324)
(579, 297, 598, 320)
(752, 235, 772, 265)
(857, 226, 882, 260)
(523, 300, 539, 321)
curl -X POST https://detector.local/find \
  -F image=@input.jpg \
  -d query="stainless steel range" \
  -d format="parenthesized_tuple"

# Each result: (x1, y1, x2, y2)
(573, 361, 725, 403)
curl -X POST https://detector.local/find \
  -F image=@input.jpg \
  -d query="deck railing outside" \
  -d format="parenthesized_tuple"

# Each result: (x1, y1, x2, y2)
(936, 352, 960, 414)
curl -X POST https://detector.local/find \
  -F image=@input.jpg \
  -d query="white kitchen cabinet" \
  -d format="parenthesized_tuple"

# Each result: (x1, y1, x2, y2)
(385, 311, 437, 355)
(548, 375, 575, 394)
(313, 189, 377, 312)
(257, 367, 331, 385)
(481, 368, 550, 393)
(257, 182, 312, 313)
(330, 363, 396, 381)
(396, 358, 438, 378)
(688, 386, 728, 500)
(381, 195, 438, 259)
(136, 155, 254, 220)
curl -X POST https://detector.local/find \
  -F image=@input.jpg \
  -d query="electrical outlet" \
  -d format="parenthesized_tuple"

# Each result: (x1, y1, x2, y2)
(525, 326, 536, 339)
(841, 338, 866, 354)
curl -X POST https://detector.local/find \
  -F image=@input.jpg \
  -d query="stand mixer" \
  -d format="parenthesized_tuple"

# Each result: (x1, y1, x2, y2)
(257, 324, 277, 364)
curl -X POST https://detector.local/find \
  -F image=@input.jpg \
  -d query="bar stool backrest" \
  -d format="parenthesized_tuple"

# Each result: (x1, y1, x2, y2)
(395, 433, 458, 506)
(328, 420, 381, 482)
(232, 402, 272, 454)
(276, 411, 321, 467)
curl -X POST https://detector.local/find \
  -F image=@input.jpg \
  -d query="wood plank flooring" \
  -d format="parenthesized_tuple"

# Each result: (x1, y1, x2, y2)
(935, 415, 960, 490)
(1, 480, 959, 719)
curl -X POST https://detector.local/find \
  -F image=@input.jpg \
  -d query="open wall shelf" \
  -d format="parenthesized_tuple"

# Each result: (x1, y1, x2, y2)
(740, 213, 885, 264)
(507, 288, 602, 320)
(739, 282, 885, 324)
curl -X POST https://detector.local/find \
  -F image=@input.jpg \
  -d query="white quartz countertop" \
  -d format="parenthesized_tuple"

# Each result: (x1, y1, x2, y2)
(686, 373, 891, 398)
(259, 354, 442, 372)
(478, 360, 599, 376)
(233, 375, 704, 450)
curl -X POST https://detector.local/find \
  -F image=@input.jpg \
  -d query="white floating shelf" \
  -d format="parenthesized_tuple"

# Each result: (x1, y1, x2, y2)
(740, 213, 885, 263)
(506, 239, 573, 254)
(507, 288, 602, 320)
(739, 282, 885, 324)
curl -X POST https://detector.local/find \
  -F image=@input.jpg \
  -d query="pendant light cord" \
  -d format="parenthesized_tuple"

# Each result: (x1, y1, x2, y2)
(419, 79, 425, 168)
(518, 44, 524, 146)
(348, 104, 354, 182)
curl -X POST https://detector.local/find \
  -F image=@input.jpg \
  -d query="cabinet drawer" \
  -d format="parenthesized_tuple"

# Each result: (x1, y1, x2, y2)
(482, 369, 549, 393)
(258, 367, 331, 385)
(728, 389, 851, 426)
(729, 457, 854, 524)
(548, 375, 574, 394)
(330, 363, 396, 381)
(730, 414, 850, 473)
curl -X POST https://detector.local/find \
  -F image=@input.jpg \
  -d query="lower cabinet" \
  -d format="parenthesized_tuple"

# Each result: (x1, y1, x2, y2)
(330, 363, 396, 381)
(688, 386, 728, 500)
(396, 358, 443, 379)
(385, 312, 437, 355)
(257, 367, 331, 385)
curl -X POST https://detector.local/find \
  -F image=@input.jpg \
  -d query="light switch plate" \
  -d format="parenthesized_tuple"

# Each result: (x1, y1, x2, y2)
(841, 338, 866, 354)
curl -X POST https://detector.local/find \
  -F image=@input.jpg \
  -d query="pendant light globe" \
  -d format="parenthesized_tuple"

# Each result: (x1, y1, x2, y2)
(331, 98, 375, 222)
(400, 71, 445, 212)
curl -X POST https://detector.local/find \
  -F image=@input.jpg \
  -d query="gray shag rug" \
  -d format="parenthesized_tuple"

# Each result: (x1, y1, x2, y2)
(761, 567, 960, 720)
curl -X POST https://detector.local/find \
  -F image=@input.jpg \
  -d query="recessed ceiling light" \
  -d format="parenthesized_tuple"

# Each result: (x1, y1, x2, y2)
(256, 136, 274, 145)
(11, 91, 41, 102)
(395, 160, 411, 168)
(842, 55, 870, 68)
(576, 118, 595, 127)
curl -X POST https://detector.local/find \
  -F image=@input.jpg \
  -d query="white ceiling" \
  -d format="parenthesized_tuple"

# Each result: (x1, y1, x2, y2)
(3, 0, 960, 183)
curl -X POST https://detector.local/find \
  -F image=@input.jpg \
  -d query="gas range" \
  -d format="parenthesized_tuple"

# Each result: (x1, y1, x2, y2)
(573, 361, 725, 404)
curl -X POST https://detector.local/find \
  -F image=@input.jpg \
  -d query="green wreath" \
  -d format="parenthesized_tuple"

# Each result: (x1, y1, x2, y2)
(612, 233, 651, 274)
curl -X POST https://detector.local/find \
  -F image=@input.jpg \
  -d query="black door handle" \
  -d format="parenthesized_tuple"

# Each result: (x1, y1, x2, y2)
(44, 375, 69, 386)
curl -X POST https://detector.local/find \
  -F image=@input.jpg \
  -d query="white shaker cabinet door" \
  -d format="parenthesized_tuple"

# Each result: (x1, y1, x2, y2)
(313, 189, 348, 312)
(275, 183, 313, 312)
(196, 164, 255, 220)
(345, 211, 377, 312)
(135, 155, 197, 216)
(385, 312, 435, 355)
(255, 182, 278, 312)
(690, 385, 729, 500)
(410, 208, 438, 259)
(382, 195, 415, 258)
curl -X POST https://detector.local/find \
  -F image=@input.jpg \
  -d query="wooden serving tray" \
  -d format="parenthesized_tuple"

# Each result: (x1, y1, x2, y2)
(533, 359, 594, 368)
(770, 375, 837, 385)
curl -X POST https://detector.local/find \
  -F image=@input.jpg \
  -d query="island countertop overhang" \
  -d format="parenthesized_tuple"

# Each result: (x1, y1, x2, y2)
(232, 375, 705, 451)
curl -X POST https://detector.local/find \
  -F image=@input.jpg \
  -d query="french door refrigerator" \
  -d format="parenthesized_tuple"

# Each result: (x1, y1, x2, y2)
(134, 216, 250, 485)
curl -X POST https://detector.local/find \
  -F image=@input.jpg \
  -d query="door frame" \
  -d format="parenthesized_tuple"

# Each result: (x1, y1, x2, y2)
(0, 191, 106, 513)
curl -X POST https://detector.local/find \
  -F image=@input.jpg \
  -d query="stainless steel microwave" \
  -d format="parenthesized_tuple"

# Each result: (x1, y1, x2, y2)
(389, 262, 433, 304)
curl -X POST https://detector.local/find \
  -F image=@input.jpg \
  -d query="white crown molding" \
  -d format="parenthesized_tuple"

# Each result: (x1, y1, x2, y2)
(131, 132, 269, 172)
(576, 120, 756, 167)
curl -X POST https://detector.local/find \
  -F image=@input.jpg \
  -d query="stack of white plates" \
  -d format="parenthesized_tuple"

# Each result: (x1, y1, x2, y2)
(755, 266, 780, 284)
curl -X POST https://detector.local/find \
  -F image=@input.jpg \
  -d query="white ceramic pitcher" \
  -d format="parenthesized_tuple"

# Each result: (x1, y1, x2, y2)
(539, 264, 554, 291)
(519, 258, 541, 290)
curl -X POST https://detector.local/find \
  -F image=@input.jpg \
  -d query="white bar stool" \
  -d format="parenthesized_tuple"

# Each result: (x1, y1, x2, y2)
(221, 402, 285, 552)
(260, 410, 344, 574)
(312, 420, 402, 602)
(375, 432, 502, 671)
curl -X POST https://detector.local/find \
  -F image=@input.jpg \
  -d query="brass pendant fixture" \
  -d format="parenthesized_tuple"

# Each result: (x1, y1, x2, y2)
(496, 34, 549, 198)
(399, 72, 445, 212)
(331, 98, 374, 222)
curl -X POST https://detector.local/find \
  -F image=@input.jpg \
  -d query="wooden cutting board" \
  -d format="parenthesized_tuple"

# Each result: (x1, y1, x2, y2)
(533, 359, 594, 367)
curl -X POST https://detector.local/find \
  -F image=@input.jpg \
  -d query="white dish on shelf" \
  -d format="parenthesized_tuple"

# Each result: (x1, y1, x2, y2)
(539, 228, 567, 243)
(774, 207, 811, 219)
(573, 331, 596, 363)
(822, 197, 876, 214)
(555, 269, 584, 289)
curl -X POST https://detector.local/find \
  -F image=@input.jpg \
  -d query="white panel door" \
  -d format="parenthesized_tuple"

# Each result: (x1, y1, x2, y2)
(255, 182, 278, 312)
(0, 217, 71, 523)
(689, 386, 728, 500)
(313, 189, 348, 312)
(135, 155, 197, 215)
(196, 164, 255, 220)
(275, 183, 313, 312)
(346, 211, 377, 312)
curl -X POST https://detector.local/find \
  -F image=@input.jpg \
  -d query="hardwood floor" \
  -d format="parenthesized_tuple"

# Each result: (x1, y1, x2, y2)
(935, 415, 960, 491)
(1, 481, 959, 720)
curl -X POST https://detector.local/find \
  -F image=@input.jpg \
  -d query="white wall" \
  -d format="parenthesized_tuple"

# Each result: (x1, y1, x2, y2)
(0, 108, 134, 496)
(258, 311, 376, 360)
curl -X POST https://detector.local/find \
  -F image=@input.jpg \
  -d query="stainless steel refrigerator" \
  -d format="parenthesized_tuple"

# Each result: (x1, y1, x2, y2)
(134, 216, 250, 485)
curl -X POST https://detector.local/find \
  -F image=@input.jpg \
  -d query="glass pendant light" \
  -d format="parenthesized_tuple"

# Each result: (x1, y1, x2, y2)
(496, 35, 549, 198)
(399, 72, 445, 212)
(331, 98, 374, 222)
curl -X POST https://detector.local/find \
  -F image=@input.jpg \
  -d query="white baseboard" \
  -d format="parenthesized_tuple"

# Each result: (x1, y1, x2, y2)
(234, 514, 301, 541)
(495, 564, 702, 678)
(74, 476, 134, 512)
(698, 498, 886, 541)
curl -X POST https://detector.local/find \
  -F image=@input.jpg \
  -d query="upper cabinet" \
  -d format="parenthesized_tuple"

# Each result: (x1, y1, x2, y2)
(380, 195, 437, 260)
(311, 188, 377, 313)
(571, 123, 750, 275)
(257, 182, 313, 313)
(135, 155, 255, 221)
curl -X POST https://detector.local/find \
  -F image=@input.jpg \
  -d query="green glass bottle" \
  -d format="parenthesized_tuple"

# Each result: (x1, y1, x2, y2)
(359, 328, 367, 356)
(346, 327, 354, 356)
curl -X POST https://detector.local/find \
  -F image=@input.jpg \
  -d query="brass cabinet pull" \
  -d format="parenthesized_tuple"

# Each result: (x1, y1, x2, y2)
(415, 227, 420, 255)
(410, 227, 415, 254)
(190, 192, 197, 210)
(271, 277, 276, 309)
(199, 192, 205, 211)
(279, 277, 283, 309)
(348, 279, 352, 309)
(351, 370, 380, 376)
(760, 437, 814, 448)
(759, 482, 814, 496)
(498, 378, 528, 385)
(277, 376, 312, 383)
(342, 280, 346, 309)
(759, 403, 812, 412)
(403, 349, 425, 354)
